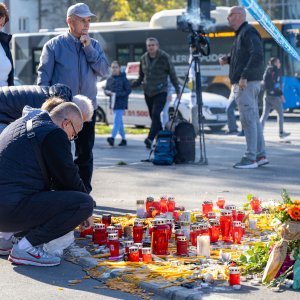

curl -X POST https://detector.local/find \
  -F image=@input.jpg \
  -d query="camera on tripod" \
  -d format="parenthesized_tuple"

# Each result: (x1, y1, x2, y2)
(177, 0, 214, 56)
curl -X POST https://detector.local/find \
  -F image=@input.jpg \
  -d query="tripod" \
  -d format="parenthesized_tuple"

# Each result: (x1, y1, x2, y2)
(172, 49, 208, 164)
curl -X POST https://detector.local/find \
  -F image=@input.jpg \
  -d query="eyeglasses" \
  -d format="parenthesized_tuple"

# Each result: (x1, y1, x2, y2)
(65, 119, 78, 141)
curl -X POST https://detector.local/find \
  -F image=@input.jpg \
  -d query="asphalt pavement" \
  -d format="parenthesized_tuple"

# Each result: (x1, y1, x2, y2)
(1, 116, 300, 299)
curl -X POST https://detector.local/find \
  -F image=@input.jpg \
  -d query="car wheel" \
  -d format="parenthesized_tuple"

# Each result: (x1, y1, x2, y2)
(209, 125, 224, 132)
(96, 106, 107, 124)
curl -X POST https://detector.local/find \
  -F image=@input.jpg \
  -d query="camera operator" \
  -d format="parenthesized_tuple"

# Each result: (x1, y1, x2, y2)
(132, 37, 180, 149)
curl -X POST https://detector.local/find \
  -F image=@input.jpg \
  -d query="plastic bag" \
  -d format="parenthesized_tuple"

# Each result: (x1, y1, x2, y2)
(43, 231, 75, 257)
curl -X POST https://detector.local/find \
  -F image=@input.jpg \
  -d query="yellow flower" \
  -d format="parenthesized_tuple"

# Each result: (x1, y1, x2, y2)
(293, 199, 300, 205)
(287, 205, 300, 221)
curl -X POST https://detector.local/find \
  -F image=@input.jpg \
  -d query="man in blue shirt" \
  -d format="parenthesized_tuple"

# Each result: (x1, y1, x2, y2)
(37, 3, 109, 193)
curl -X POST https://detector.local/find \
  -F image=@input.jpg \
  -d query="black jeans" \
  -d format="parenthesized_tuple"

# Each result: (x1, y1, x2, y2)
(0, 191, 93, 246)
(145, 92, 167, 141)
(74, 110, 96, 194)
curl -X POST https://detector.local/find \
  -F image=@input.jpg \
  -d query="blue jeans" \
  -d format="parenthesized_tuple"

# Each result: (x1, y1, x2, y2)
(112, 109, 125, 139)
(235, 82, 266, 161)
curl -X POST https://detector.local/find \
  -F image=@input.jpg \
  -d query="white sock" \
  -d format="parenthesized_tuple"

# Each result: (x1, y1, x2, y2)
(0, 232, 14, 240)
(17, 237, 33, 250)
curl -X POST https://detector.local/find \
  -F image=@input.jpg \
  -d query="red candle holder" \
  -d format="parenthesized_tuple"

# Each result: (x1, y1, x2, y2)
(152, 201, 161, 214)
(220, 210, 233, 242)
(133, 219, 144, 243)
(216, 197, 225, 209)
(232, 221, 243, 244)
(176, 235, 188, 256)
(92, 223, 106, 245)
(190, 224, 201, 246)
(166, 218, 173, 240)
(148, 206, 158, 218)
(129, 246, 140, 262)
(108, 233, 119, 257)
(80, 226, 93, 237)
(207, 211, 216, 219)
(175, 229, 184, 241)
(102, 214, 111, 227)
(202, 200, 213, 217)
(224, 204, 237, 221)
(195, 214, 204, 223)
(146, 196, 154, 212)
(134, 242, 143, 259)
(208, 219, 220, 243)
(114, 223, 123, 239)
(236, 210, 245, 222)
(167, 197, 176, 212)
(198, 222, 209, 235)
(229, 267, 240, 285)
(172, 210, 180, 221)
(152, 218, 169, 255)
(124, 240, 134, 254)
(160, 196, 168, 214)
(142, 247, 152, 263)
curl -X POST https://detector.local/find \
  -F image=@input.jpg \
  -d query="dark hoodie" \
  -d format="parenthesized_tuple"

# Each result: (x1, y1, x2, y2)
(0, 32, 14, 86)
(263, 65, 283, 96)
(105, 72, 131, 110)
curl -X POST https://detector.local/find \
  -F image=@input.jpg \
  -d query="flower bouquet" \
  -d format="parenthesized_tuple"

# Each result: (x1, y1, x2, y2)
(262, 190, 300, 287)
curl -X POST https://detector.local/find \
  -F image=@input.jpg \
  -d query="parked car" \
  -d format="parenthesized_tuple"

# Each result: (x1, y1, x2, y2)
(96, 77, 228, 131)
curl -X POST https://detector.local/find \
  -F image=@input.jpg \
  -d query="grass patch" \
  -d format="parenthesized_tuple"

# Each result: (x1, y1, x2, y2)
(95, 124, 149, 135)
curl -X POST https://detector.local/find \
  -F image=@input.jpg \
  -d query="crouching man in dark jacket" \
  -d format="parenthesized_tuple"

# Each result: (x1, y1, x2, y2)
(0, 102, 94, 267)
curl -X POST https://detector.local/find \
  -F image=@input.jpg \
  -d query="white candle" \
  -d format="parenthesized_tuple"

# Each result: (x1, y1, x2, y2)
(197, 235, 210, 257)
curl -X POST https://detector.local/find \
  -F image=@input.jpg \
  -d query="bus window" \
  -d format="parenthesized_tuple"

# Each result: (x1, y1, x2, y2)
(133, 46, 144, 62)
(263, 39, 279, 67)
(116, 46, 130, 65)
(117, 44, 145, 66)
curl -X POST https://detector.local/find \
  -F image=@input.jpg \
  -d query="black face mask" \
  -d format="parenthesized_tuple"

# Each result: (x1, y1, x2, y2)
(0, 31, 12, 43)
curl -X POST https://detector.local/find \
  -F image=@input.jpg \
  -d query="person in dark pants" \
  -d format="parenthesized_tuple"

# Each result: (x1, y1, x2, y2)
(0, 102, 94, 266)
(132, 37, 180, 148)
(37, 3, 109, 193)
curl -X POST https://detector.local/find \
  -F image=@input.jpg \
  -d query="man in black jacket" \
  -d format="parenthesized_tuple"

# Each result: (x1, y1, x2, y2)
(219, 6, 267, 169)
(0, 102, 94, 266)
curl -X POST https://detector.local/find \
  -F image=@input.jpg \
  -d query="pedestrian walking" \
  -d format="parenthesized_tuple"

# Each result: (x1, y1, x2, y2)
(105, 61, 131, 146)
(219, 6, 267, 169)
(260, 57, 290, 138)
(37, 2, 109, 193)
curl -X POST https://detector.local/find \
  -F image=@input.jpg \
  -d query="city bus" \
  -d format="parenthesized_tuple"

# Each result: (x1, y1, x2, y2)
(12, 9, 300, 109)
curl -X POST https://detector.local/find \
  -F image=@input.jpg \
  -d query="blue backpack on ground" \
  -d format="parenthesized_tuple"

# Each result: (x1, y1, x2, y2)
(151, 130, 177, 165)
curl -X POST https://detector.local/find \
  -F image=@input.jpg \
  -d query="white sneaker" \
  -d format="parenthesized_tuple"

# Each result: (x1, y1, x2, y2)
(8, 244, 61, 267)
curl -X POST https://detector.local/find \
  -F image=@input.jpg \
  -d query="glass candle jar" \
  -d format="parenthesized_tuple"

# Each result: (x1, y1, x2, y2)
(108, 233, 119, 257)
(136, 200, 145, 218)
(236, 210, 245, 222)
(177, 235, 188, 256)
(190, 224, 201, 246)
(152, 218, 169, 255)
(220, 210, 233, 242)
(92, 223, 106, 245)
(128, 246, 140, 262)
(148, 206, 158, 218)
(114, 223, 123, 239)
(142, 247, 152, 263)
(133, 219, 144, 243)
(102, 214, 111, 227)
(229, 267, 240, 285)
(198, 222, 209, 235)
(180, 221, 191, 240)
(224, 204, 237, 221)
(124, 240, 134, 254)
(160, 196, 168, 214)
(208, 219, 220, 243)
(153, 201, 161, 214)
(232, 221, 243, 244)
(146, 196, 154, 212)
(216, 196, 225, 209)
(167, 197, 176, 212)
(195, 214, 204, 223)
(202, 200, 213, 217)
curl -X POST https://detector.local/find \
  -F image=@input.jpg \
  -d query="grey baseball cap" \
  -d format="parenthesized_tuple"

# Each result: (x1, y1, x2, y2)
(67, 3, 96, 18)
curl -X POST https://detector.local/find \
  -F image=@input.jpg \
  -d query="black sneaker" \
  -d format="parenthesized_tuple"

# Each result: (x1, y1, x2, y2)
(144, 138, 153, 149)
(107, 137, 114, 146)
(233, 157, 258, 169)
(118, 139, 127, 146)
(279, 132, 290, 138)
(237, 130, 245, 137)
